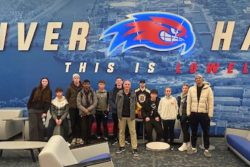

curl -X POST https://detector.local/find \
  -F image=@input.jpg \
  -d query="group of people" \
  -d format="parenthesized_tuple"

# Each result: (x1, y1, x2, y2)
(27, 73, 214, 158)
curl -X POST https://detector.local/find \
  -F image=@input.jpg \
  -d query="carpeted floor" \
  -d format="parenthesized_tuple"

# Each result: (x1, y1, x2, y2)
(0, 137, 248, 167)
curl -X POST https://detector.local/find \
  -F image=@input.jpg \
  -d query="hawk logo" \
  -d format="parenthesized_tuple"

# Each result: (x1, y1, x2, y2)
(100, 12, 196, 56)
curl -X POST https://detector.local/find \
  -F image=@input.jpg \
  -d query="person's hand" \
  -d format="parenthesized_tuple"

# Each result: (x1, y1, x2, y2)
(41, 113, 47, 118)
(155, 117, 160, 122)
(145, 117, 150, 122)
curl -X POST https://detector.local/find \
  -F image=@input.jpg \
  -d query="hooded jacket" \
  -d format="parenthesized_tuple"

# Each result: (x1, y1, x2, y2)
(77, 88, 97, 116)
(187, 82, 214, 117)
(66, 82, 82, 109)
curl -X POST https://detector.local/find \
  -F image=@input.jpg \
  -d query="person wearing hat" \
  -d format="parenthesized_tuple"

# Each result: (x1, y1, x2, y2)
(142, 89, 163, 142)
(187, 74, 214, 158)
(77, 79, 97, 145)
(66, 73, 82, 145)
(135, 80, 150, 118)
(48, 88, 69, 140)
(135, 79, 150, 137)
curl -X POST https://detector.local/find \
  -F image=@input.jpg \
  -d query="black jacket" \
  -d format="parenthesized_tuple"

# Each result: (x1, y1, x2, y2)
(141, 97, 160, 120)
(109, 86, 122, 114)
(66, 82, 82, 109)
(177, 95, 187, 116)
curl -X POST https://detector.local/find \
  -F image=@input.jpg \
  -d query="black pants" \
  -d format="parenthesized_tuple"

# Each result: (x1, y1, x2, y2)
(29, 110, 45, 141)
(144, 119, 163, 142)
(95, 110, 108, 137)
(47, 118, 69, 141)
(80, 115, 94, 142)
(189, 112, 210, 149)
(112, 113, 118, 138)
(180, 115, 190, 143)
(162, 120, 175, 145)
(69, 108, 81, 139)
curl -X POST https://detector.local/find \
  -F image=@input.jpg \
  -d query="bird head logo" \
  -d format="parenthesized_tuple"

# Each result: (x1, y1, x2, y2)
(100, 12, 196, 56)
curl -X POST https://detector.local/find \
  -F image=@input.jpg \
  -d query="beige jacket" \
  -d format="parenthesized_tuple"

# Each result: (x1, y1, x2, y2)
(158, 96, 178, 120)
(187, 82, 214, 117)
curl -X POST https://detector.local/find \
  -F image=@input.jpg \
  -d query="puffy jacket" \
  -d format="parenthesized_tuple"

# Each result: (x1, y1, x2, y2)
(158, 96, 178, 120)
(187, 82, 214, 117)
(77, 88, 97, 116)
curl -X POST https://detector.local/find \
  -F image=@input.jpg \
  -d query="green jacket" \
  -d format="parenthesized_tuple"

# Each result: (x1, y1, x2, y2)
(116, 90, 137, 120)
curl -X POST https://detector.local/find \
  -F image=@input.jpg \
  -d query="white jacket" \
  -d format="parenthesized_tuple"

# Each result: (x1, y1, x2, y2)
(158, 96, 178, 120)
(187, 82, 214, 117)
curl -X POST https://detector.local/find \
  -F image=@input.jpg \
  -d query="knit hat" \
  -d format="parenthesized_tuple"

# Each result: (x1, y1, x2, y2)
(72, 73, 80, 79)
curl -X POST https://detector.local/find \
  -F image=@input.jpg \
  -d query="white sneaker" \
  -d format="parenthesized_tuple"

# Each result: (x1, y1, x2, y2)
(187, 147, 197, 154)
(178, 143, 188, 152)
(71, 138, 76, 145)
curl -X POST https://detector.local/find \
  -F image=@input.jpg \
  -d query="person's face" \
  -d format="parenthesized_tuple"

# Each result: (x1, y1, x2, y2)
(73, 76, 80, 85)
(150, 93, 157, 99)
(98, 83, 105, 90)
(41, 79, 48, 88)
(56, 91, 63, 98)
(82, 82, 90, 90)
(116, 78, 123, 87)
(195, 77, 203, 85)
(123, 81, 131, 90)
(165, 88, 171, 96)
(140, 82, 145, 89)
(182, 85, 189, 94)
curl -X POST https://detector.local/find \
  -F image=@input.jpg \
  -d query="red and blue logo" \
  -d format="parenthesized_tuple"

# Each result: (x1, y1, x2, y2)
(100, 12, 196, 56)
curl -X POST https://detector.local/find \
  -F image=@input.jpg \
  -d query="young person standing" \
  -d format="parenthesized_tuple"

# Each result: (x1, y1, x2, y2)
(77, 79, 97, 145)
(135, 79, 150, 137)
(66, 73, 82, 145)
(95, 80, 109, 141)
(109, 77, 123, 143)
(27, 77, 52, 141)
(158, 87, 178, 150)
(187, 74, 214, 158)
(177, 84, 190, 151)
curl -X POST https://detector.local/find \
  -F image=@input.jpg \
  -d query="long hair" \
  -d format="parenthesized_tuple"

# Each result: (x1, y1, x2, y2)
(38, 77, 50, 90)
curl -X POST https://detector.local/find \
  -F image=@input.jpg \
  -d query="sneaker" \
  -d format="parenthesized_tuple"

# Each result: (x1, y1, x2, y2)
(204, 150, 212, 158)
(132, 149, 139, 157)
(116, 147, 126, 154)
(103, 137, 108, 141)
(76, 138, 81, 144)
(96, 136, 101, 139)
(187, 147, 197, 154)
(178, 143, 188, 152)
(71, 138, 76, 145)
(125, 140, 130, 145)
(112, 140, 118, 146)
(79, 138, 84, 145)
(170, 146, 174, 151)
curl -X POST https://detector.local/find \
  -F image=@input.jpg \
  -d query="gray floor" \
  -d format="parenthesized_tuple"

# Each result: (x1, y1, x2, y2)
(0, 137, 248, 167)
